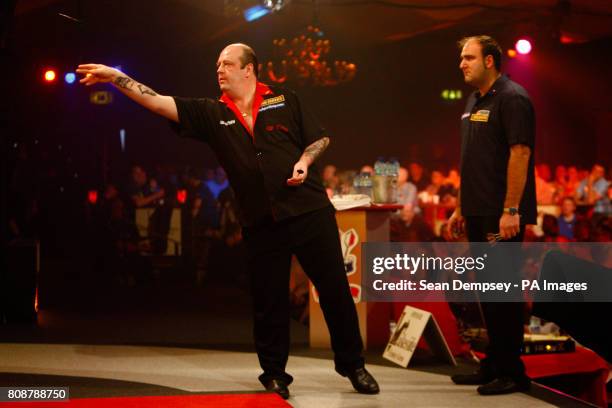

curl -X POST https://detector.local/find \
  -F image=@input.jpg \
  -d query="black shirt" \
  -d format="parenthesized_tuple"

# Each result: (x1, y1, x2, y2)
(460, 75, 537, 224)
(171, 83, 330, 227)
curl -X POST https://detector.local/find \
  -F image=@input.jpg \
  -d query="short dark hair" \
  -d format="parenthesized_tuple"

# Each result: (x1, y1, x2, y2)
(458, 35, 502, 71)
(239, 44, 259, 77)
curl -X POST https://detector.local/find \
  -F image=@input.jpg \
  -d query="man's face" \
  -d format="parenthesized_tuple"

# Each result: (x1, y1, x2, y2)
(561, 199, 576, 216)
(216, 45, 248, 93)
(459, 40, 488, 87)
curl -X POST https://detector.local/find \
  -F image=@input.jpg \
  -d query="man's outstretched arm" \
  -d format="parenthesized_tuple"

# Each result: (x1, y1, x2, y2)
(76, 64, 178, 122)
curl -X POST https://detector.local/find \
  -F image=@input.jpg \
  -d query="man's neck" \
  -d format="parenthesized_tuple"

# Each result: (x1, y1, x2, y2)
(478, 72, 501, 97)
(227, 81, 257, 109)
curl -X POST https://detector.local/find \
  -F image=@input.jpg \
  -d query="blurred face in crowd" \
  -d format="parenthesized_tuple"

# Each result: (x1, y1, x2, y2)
(431, 171, 444, 186)
(591, 164, 605, 181)
(323, 165, 337, 181)
(561, 198, 576, 217)
(131, 166, 147, 186)
(398, 167, 409, 185)
(537, 164, 552, 182)
(216, 44, 253, 95)
(459, 40, 493, 89)
(555, 165, 566, 182)
(409, 163, 423, 180)
(360, 165, 374, 175)
(567, 166, 578, 180)
(215, 167, 227, 183)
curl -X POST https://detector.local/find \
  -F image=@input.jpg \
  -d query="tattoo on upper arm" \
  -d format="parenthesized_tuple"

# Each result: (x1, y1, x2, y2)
(136, 84, 157, 96)
(304, 137, 330, 161)
(114, 76, 134, 90)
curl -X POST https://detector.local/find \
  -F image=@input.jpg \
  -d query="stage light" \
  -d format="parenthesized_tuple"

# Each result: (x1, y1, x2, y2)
(244, 5, 270, 21)
(65, 72, 76, 84)
(88, 190, 98, 204)
(44, 69, 56, 82)
(507, 49, 517, 58)
(177, 189, 187, 204)
(515, 39, 532, 55)
(441, 89, 463, 101)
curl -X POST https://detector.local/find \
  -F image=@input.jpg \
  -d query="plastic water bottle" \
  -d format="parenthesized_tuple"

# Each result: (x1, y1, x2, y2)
(374, 157, 385, 176)
(388, 157, 400, 203)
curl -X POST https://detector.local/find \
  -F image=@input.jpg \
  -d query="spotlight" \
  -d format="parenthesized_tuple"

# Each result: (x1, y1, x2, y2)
(88, 190, 98, 205)
(176, 189, 187, 204)
(244, 5, 270, 21)
(515, 39, 532, 55)
(65, 72, 76, 84)
(507, 49, 517, 58)
(44, 69, 57, 82)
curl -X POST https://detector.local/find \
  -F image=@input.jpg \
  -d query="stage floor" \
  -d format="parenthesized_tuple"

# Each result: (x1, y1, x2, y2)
(0, 270, 595, 407)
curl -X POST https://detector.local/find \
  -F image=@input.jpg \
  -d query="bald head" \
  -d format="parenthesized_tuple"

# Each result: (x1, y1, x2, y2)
(224, 43, 258, 77)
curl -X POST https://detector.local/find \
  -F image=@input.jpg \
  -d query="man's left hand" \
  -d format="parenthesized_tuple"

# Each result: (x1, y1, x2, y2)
(287, 160, 308, 186)
(499, 213, 520, 240)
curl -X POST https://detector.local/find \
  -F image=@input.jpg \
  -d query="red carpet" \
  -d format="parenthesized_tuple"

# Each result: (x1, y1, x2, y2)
(2, 394, 291, 408)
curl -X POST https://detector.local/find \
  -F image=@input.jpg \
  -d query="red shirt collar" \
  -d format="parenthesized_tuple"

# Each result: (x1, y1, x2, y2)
(219, 82, 273, 104)
(219, 82, 274, 139)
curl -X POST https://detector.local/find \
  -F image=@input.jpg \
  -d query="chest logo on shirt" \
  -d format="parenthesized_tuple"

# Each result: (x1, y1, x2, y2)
(259, 95, 286, 112)
(470, 110, 490, 122)
(220, 119, 236, 126)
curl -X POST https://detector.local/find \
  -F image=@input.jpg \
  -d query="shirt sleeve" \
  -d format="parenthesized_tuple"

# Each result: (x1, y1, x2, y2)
(500, 93, 535, 148)
(169, 96, 216, 142)
(289, 90, 327, 148)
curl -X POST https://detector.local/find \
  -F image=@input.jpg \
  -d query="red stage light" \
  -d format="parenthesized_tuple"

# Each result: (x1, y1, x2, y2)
(515, 39, 532, 55)
(177, 189, 187, 204)
(88, 190, 98, 204)
(44, 69, 57, 82)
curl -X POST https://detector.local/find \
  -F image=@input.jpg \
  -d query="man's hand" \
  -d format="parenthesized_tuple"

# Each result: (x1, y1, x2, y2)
(446, 209, 465, 240)
(77, 64, 120, 86)
(287, 160, 308, 186)
(499, 213, 520, 240)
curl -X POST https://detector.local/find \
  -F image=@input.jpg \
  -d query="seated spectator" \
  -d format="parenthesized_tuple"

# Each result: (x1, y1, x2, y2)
(565, 166, 580, 197)
(551, 165, 567, 204)
(542, 214, 570, 243)
(396, 167, 419, 214)
(206, 166, 229, 200)
(576, 164, 611, 217)
(322, 164, 339, 197)
(390, 205, 435, 242)
(126, 165, 165, 208)
(418, 170, 444, 205)
(409, 162, 429, 191)
(535, 164, 556, 205)
(558, 197, 578, 240)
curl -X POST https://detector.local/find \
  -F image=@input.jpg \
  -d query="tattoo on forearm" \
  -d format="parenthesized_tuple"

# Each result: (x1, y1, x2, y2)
(303, 137, 329, 163)
(114, 76, 134, 90)
(136, 84, 157, 96)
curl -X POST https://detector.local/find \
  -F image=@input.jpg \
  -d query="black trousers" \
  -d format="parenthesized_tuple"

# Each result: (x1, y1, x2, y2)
(243, 205, 364, 385)
(465, 216, 527, 379)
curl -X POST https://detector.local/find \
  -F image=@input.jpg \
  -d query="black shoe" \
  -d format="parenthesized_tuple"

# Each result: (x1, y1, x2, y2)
(477, 377, 530, 395)
(451, 369, 495, 385)
(264, 379, 290, 400)
(338, 367, 380, 394)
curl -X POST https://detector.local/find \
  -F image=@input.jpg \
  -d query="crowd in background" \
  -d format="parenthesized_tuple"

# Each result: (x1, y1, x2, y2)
(6, 138, 611, 289)
(321, 161, 611, 244)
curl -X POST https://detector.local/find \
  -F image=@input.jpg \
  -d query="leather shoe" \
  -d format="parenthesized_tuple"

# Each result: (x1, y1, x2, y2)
(338, 367, 380, 394)
(264, 379, 290, 400)
(477, 377, 530, 395)
(451, 369, 495, 385)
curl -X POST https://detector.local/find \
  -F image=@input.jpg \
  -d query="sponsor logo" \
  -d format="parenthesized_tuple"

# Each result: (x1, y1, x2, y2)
(260, 95, 285, 107)
(259, 102, 285, 112)
(220, 119, 236, 126)
(470, 109, 490, 122)
(340, 228, 359, 276)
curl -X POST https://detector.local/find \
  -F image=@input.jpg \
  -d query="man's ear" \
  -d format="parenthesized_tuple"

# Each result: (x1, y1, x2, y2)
(485, 55, 494, 70)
